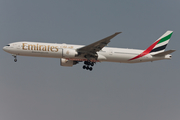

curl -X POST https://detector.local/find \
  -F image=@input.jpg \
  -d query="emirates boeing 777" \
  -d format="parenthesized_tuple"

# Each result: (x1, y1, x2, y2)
(3, 31, 175, 71)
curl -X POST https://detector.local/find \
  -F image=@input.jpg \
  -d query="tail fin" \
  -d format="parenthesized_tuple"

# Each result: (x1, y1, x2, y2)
(150, 31, 173, 55)
(129, 31, 173, 61)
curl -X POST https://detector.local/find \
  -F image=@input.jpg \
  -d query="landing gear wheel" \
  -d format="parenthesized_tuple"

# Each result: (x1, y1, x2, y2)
(83, 65, 86, 69)
(89, 67, 93, 71)
(14, 59, 17, 62)
(86, 66, 89, 70)
(91, 62, 94, 66)
(82, 61, 95, 71)
(12, 55, 17, 62)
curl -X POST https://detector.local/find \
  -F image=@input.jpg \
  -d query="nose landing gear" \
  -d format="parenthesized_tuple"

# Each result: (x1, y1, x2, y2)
(82, 61, 95, 71)
(12, 55, 17, 62)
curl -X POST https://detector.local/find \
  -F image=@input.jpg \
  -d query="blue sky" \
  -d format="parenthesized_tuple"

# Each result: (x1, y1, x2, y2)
(0, 0, 180, 120)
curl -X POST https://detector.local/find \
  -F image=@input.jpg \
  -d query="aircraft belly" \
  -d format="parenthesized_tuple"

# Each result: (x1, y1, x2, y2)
(127, 54, 153, 63)
(103, 53, 134, 63)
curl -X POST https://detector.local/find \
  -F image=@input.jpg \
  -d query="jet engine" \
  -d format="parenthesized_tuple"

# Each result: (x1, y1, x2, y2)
(62, 49, 78, 58)
(60, 58, 78, 67)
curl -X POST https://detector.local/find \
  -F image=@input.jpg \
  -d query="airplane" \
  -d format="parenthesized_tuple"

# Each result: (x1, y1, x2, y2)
(3, 31, 175, 71)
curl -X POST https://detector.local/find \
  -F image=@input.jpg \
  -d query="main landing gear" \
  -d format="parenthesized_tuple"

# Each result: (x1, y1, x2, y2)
(82, 61, 95, 71)
(12, 55, 17, 62)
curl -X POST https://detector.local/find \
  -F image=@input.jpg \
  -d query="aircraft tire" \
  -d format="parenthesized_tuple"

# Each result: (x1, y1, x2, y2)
(89, 67, 93, 71)
(86, 66, 89, 70)
(83, 65, 86, 69)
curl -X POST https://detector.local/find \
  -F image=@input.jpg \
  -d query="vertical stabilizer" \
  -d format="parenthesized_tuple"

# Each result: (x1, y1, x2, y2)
(150, 31, 173, 55)
(129, 31, 173, 61)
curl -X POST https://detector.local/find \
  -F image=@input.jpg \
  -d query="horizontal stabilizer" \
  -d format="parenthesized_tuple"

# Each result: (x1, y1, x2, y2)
(152, 50, 176, 57)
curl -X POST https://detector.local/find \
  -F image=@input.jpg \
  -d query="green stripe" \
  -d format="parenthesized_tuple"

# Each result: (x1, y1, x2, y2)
(157, 32, 173, 44)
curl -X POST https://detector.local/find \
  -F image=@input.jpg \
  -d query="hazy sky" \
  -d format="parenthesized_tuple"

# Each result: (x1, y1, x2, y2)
(0, 0, 180, 120)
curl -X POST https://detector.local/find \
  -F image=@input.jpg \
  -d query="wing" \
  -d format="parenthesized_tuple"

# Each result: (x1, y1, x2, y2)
(77, 32, 121, 54)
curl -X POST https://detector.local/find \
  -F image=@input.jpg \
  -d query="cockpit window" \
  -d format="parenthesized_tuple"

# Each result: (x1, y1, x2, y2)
(6, 45, 10, 46)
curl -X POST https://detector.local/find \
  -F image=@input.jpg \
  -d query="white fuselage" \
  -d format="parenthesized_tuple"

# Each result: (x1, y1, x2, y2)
(3, 41, 170, 63)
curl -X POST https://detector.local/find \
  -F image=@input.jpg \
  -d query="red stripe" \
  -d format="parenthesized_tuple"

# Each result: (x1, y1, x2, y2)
(129, 39, 160, 61)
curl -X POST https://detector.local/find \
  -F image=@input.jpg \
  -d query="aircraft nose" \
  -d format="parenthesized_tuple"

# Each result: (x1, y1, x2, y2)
(3, 46, 8, 52)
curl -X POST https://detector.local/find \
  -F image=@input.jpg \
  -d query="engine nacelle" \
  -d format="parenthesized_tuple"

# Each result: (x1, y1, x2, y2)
(62, 49, 78, 58)
(60, 58, 78, 67)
